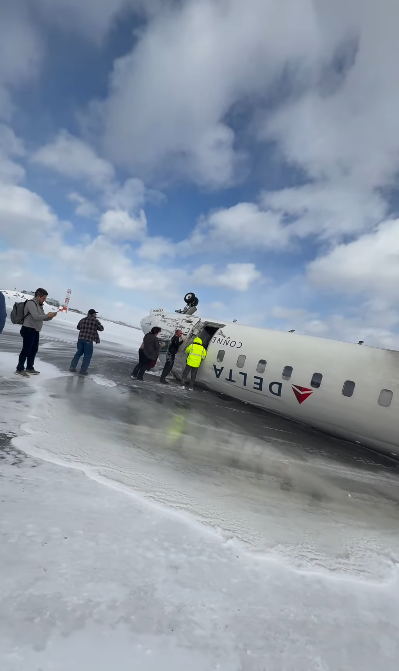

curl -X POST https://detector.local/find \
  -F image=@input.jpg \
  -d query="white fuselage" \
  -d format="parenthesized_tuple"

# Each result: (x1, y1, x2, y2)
(141, 310, 399, 458)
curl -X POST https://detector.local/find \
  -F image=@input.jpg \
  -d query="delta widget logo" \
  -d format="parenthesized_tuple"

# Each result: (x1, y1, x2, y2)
(291, 385, 313, 404)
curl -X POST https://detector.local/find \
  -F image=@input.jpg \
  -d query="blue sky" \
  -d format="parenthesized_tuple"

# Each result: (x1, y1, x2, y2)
(1, 0, 399, 348)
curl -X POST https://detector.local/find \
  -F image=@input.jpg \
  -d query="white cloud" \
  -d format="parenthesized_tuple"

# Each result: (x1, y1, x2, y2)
(33, 130, 115, 187)
(105, 177, 145, 212)
(68, 192, 99, 218)
(307, 219, 399, 304)
(260, 0, 399, 243)
(0, 124, 26, 183)
(183, 202, 289, 253)
(262, 184, 386, 242)
(193, 263, 263, 292)
(137, 236, 176, 261)
(97, 0, 335, 187)
(98, 209, 147, 241)
(0, 183, 59, 246)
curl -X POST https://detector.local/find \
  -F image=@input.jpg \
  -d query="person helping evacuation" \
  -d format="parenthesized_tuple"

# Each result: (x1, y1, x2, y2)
(131, 326, 162, 381)
(159, 328, 184, 385)
(181, 337, 207, 391)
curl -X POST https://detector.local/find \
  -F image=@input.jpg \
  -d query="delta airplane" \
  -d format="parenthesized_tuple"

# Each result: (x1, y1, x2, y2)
(140, 294, 399, 459)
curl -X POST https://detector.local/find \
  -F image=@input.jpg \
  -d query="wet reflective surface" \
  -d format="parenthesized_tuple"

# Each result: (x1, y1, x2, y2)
(2, 328, 399, 576)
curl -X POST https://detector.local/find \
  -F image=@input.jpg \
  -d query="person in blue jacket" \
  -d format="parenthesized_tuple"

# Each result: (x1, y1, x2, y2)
(0, 291, 6, 334)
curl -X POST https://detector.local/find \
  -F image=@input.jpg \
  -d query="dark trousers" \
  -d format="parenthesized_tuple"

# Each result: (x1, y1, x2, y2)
(182, 364, 198, 388)
(160, 352, 176, 381)
(132, 349, 146, 377)
(133, 350, 153, 380)
(70, 340, 94, 372)
(17, 326, 39, 371)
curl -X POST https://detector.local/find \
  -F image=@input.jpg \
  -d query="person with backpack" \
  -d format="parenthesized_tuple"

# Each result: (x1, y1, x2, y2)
(181, 337, 207, 391)
(69, 309, 104, 376)
(15, 288, 58, 377)
(0, 291, 6, 334)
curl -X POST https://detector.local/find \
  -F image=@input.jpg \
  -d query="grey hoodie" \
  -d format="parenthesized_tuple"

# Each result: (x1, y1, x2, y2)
(23, 298, 53, 332)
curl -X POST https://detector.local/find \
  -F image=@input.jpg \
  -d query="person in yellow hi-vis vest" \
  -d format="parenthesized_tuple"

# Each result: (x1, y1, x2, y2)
(181, 337, 207, 391)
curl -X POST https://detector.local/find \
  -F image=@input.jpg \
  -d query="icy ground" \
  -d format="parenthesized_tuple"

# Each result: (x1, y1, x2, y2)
(1, 325, 399, 670)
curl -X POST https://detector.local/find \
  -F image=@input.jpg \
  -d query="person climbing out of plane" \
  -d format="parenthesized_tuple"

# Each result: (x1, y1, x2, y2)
(181, 336, 207, 391)
(134, 326, 162, 381)
(159, 328, 184, 385)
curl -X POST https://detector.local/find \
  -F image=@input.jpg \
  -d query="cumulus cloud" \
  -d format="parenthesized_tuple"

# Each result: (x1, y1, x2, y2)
(137, 236, 176, 262)
(183, 202, 289, 253)
(98, 209, 147, 240)
(68, 193, 99, 218)
(3, 0, 399, 345)
(33, 130, 115, 187)
(0, 124, 26, 183)
(193, 263, 263, 292)
(261, 0, 399, 243)
(0, 183, 60, 246)
(307, 219, 399, 303)
(96, 0, 336, 187)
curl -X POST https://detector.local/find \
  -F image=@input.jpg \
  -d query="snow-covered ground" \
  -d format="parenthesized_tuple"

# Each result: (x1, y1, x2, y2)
(1, 289, 143, 350)
(1, 328, 399, 669)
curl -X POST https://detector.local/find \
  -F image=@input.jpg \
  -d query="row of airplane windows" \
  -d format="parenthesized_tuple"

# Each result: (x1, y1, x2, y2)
(216, 350, 394, 408)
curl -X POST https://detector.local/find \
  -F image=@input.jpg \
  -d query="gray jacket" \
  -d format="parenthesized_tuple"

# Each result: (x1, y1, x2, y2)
(23, 298, 53, 332)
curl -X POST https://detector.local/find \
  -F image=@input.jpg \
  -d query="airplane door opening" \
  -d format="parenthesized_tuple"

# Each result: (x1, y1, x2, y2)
(198, 324, 224, 349)
(171, 321, 225, 379)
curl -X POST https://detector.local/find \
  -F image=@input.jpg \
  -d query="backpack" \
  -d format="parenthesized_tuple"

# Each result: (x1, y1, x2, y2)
(10, 300, 28, 325)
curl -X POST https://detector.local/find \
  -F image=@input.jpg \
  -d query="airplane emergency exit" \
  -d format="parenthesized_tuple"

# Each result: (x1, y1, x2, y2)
(140, 294, 399, 459)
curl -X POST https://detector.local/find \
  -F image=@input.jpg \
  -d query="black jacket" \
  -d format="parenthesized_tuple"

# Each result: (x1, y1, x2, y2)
(142, 332, 161, 360)
(0, 292, 6, 334)
(168, 335, 183, 356)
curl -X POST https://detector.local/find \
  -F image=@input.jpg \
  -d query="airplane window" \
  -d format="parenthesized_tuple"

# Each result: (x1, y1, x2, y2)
(378, 389, 393, 407)
(217, 350, 225, 362)
(257, 359, 267, 374)
(282, 366, 293, 380)
(236, 355, 246, 368)
(311, 373, 323, 389)
(342, 380, 355, 397)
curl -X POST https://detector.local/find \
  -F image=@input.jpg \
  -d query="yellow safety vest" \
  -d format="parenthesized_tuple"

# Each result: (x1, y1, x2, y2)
(186, 338, 207, 368)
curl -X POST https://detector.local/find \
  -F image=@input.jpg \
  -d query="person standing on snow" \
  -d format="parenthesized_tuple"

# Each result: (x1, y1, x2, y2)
(0, 291, 6, 335)
(159, 328, 184, 385)
(134, 326, 162, 381)
(69, 309, 104, 376)
(181, 337, 207, 391)
(15, 288, 58, 377)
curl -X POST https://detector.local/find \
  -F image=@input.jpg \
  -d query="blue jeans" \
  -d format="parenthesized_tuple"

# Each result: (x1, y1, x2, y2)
(17, 326, 40, 371)
(70, 340, 94, 372)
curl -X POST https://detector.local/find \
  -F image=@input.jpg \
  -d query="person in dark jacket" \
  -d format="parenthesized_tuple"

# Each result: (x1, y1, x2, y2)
(133, 327, 162, 381)
(0, 291, 6, 335)
(159, 329, 184, 384)
(69, 309, 104, 376)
